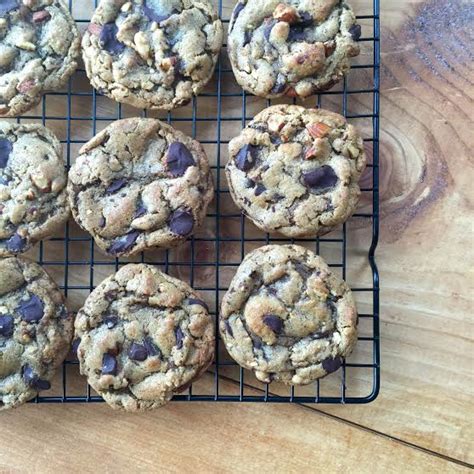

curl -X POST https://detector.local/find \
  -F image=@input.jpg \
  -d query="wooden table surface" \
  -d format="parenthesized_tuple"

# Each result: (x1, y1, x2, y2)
(1, 0, 473, 472)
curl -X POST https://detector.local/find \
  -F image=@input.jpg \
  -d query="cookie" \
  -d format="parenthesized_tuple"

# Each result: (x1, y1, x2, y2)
(226, 104, 366, 237)
(74, 263, 214, 411)
(228, 0, 360, 98)
(82, 0, 223, 110)
(0, 122, 69, 257)
(0, 0, 80, 117)
(220, 244, 357, 385)
(68, 117, 214, 257)
(0, 257, 72, 410)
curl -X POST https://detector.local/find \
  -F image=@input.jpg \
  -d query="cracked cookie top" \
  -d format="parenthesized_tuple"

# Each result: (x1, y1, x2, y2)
(0, 122, 69, 257)
(0, 257, 72, 410)
(68, 118, 214, 257)
(74, 263, 214, 411)
(220, 244, 357, 385)
(82, 0, 223, 110)
(0, 0, 80, 117)
(226, 104, 366, 237)
(228, 0, 360, 98)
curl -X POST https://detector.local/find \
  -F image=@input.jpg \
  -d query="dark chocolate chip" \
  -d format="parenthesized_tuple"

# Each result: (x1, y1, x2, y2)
(188, 298, 209, 312)
(166, 142, 195, 177)
(263, 314, 283, 334)
(104, 316, 118, 329)
(59, 306, 69, 319)
(175, 326, 184, 349)
(169, 209, 194, 237)
(99, 23, 125, 55)
(0, 138, 12, 168)
(271, 77, 288, 95)
(254, 183, 266, 196)
(107, 231, 140, 255)
(232, 2, 245, 23)
(72, 337, 81, 356)
(0, 314, 14, 337)
(302, 165, 338, 192)
(4, 233, 26, 252)
(19, 295, 44, 323)
(143, 336, 160, 357)
(129, 342, 148, 361)
(322, 357, 342, 374)
(134, 202, 147, 218)
(314, 330, 332, 339)
(298, 11, 314, 27)
(243, 29, 252, 45)
(106, 178, 127, 194)
(235, 144, 257, 172)
(245, 179, 256, 189)
(22, 365, 51, 391)
(270, 134, 282, 145)
(98, 216, 106, 228)
(264, 19, 277, 40)
(0, 0, 18, 16)
(143, 1, 171, 23)
(102, 353, 118, 375)
(349, 24, 362, 41)
(288, 26, 306, 42)
(252, 335, 263, 350)
(224, 319, 234, 338)
(294, 262, 312, 279)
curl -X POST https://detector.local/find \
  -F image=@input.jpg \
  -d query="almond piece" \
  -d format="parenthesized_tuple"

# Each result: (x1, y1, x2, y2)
(87, 23, 102, 36)
(324, 41, 336, 57)
(286, 87, 298, 98)
(32, 10, 51, 23)
(306, 122, 331, 138)
(273, 3, 298, 24)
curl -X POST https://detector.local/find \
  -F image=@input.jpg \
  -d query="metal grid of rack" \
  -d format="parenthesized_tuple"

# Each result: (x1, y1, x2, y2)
(21, 0, 380, 405)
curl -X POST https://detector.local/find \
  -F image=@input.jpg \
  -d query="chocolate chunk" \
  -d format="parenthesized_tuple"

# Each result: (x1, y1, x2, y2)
(263, 314, 283, 334)
(107, 231, 140, 255)
(235, 144, 257, 172)
(143, 336, 160, 357)
(72, 337, 81, 356)
(102, 353, 118, 375)
(298, 11, 314, 27)
(314, 330, 332, 339)
(4, 233, 26, 252)
(243, 29, 252, 45)
(252, 335, 263, 350)
(288, 26, 306, 42)
(0, 138, 12, 168)
(0, 0, 18, 16)
(349, 24, 362, 41)
(143, 1, 171, 23)
(100, 23, 125, 55)
(106, 178, 127, 194)
(188, 298, 209, 312)
(233, 2, 245, 23)
(98, 216, 106, 228)
(294, 262, 312, 279)
(302, 166, 338, 192)
(129, 343, 148, 361)
(264, 19, 277, 40)
(175, 326, 184, 349)
(104, 316, 118, 329)
(22, 365, 51, 391)
(134, 201, 147, 218)
(254, 183, 266, 196)
(271, 77, 288, 95)
(19, 295, 44, 323)
(322, 357, 342, 374)
(224, 319, 234, 338)
(166, 142, 195, 177)
(169, 209, 194, 237)
(0, 314, 14, 337)
(270, 134, 282, 145)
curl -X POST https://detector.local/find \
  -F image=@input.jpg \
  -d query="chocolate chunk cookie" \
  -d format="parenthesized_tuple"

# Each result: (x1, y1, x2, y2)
(68, 118, 214, 257)
(226, 105, 366, 237)
(228, 0, 360, 98)
(0, 122, 69, 257)
(0, 0, 80, 117)
(220, 244, 357, 385)
(74, 263, 214, 411)
(82, 0, 223, 110)
(0, 257, 72, 410)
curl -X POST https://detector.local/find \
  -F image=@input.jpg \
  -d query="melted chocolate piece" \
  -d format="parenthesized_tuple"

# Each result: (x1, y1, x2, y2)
(188, 298, 209, 312)
(4, 233, 26, 253)
(0, 314, 14, 337)
(107, 231, 140, 255)
(102, 353, 118, 375)
(100, 23, 125, 55)
(166, 142, 195, 177)
(322, 357, 342, 374)
(0, 138, 12, 168)
(169, 209, 194, 236)
(175, 326, 184, 349)
(18, 295, 44, 323)
(349, 24, 362, 41)
(22, 365, 51, 391)
(263, 314, 283, 334)
(302, 166, 338, 192)
(106, 178, 127, 194)
(235, 144, 258, 172)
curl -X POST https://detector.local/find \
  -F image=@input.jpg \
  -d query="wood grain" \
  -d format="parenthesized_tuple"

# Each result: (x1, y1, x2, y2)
(1, 0, 473, 472)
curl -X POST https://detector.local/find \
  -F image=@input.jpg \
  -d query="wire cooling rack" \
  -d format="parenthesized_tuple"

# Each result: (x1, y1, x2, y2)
(19, 0, 380, 405)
